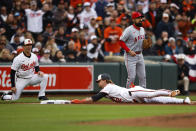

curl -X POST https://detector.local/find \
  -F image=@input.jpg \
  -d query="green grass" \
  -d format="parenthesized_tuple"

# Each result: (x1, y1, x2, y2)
(0, 96, 196, 131)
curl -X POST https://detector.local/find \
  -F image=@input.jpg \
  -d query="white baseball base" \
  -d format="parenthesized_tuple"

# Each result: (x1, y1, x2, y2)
(40, 100, 71, 104)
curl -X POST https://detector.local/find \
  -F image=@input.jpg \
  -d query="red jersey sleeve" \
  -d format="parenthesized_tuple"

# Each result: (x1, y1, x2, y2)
(119, 40, 130, 52)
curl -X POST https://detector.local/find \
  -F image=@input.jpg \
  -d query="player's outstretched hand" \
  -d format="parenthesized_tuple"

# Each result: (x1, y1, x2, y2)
(128, 50, 136, 56)
(11, 87, 16, 94)
(71, 99, 83, 104)
(38, 71, 44, 77)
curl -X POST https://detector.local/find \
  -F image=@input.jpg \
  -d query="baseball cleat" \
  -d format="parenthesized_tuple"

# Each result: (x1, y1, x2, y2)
(184, 97, 191, 104)
(1, 91, 8, 100)
(170, 90, 180, 97)
(38, 96, 49, 100)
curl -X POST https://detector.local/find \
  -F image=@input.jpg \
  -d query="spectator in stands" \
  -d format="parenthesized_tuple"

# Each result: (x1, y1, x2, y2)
(66, 6, 80, 34)
(87, 35, 104, 62)
(169, 3, 180, 21)
(116, 1, 126, 16)
(42, 3, 54, 29)
(10, 34, 21, 50)
(92, 0, 108, 19)
(137, 0, 149, 14)
(35, 34, 44, 48)
(123, 0, 135, 12)
(55, 26, 67, 50)
(53, 0, 67, 30)
(177, 54, 190, 95)
(45, 37, 59, 57)
(80, 24, 90, 40)
(75, 4, 83, 15)
(156, 0, 168, 24)
(184, 39, 196, 55)
(161, 31, 169, 47)
(177, 15, 193, 41)
(0, 48, 12, 62)
(63, 40, 78, 62)
(40, 49, 53, 63)
(10, 27, 25, 44)
(182, 0, 195, 18)
(176, 39, 185, 54)
(25, 1, 45, 40)
(0, 6, 8, 24)
(79, 2, 97, 28)
(118, 16, 129, 31)
(77, 46, 88, 62)
(24, 31, 35, 44)
(42, 23, 54, 42)
(155, 13, 175, 39)
(152, 38, 165, 56)
(12, 0, 23, 13)
(32, 47, 41, 60)
(3, 13, 17, 40)
(105, 3, 115, 18)
(88, 17, 98, 36)
(145, 2, 157, 31)
(11, 50, 18, 59)
(165, 37, 179, 55)
(0, 35, 14, 53)
(70, 28, 81, 52)
(79, 31, 88, 48)
(52, 50, 66, 63)
(104, 18, 122, 56)
(95, 16, 105, 40)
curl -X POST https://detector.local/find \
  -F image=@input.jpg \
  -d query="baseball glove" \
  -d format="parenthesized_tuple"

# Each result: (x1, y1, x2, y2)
(142, 36, 152, 50)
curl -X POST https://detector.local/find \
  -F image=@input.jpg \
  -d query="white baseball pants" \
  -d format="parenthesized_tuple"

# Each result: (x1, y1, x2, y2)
(12, 74, 48, 100)
(129, 86, 184, 104)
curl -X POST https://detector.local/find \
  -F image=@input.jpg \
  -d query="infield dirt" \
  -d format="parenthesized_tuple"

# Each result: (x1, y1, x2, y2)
(80, 113, 196, 128)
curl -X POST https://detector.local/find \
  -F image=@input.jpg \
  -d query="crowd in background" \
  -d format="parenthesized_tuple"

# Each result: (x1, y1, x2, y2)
(0, 0, 196, 63)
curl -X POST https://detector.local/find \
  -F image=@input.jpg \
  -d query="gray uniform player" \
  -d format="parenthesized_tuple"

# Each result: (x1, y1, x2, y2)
(71, 73, 191, 104)
(119, 12, 147, 88)
(1, 39, 48, 101)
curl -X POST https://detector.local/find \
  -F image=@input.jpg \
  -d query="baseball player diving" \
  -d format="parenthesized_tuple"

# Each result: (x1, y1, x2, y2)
(1, 39, 48, 101)
(70, 73, 191, 104)
(119, 11, 152, 88)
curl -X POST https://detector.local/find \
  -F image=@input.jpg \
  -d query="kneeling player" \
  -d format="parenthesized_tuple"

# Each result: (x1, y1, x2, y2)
(1, 39, 48, 101)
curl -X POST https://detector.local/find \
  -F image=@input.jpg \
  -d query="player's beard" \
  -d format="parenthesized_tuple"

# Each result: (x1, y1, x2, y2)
(135, 22, 142, 27)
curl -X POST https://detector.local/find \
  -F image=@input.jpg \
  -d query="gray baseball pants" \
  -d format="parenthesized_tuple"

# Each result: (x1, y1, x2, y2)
(124, 53, 146, 88)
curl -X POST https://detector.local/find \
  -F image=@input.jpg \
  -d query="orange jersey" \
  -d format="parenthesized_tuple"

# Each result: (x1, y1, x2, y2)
(70, 0, 83, 8)
(104, 26, 123, 53)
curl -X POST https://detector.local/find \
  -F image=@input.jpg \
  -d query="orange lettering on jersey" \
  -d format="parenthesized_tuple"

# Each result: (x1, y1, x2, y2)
(21, 61, 36, 71)
(110, 97, 122, 102)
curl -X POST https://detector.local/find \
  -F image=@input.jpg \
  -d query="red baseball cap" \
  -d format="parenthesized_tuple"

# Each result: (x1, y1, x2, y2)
(132, 12, 142, 19)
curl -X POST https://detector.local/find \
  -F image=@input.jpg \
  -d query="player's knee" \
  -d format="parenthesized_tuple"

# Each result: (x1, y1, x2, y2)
(41, 74, 48, 81)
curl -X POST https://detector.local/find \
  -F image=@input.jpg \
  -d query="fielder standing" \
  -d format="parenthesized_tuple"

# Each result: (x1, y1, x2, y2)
(119, 12, 152, 88)
(1, 39, 48, 101)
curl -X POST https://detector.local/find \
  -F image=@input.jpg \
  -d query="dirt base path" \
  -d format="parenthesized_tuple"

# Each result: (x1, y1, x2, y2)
(81, 113, 196, 128)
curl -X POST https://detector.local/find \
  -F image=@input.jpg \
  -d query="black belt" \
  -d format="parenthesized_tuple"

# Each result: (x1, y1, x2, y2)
(128, 91, 132, 96)
(135, 51, 141, 54)
(17, 76, 30, 79)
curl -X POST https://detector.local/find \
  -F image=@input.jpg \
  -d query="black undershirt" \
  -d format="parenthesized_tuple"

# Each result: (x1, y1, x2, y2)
(10, 66, 40, 88)
(91, 92, 108, 102)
